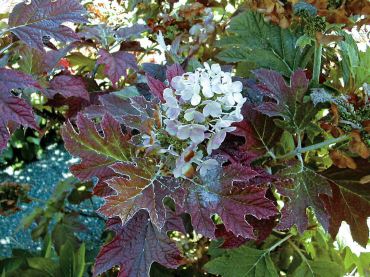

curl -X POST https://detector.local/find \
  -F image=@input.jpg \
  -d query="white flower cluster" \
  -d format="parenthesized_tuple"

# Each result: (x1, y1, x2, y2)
(161, 63, 246, 177)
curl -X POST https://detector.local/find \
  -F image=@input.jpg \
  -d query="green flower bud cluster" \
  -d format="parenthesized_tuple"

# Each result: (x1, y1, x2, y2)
(296, 10, 326, 37)
(156, 129, 189, 153)
(336, 99, 370, 147)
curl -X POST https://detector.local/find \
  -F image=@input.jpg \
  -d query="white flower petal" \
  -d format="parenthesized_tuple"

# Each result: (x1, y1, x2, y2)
(207, 130, 227, 154)
(177, 125, 191, 140)
(203, 101, 222, 117)
(189, 125, 206, 143)
(231, 81, 243, 93)
(191, 93, 202, 106)
(164, 119, 179, 136)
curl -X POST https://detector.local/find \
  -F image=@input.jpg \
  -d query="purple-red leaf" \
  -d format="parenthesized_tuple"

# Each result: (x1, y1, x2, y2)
(61, 113, 135, 181)
(85, 95, 160, 135)
(8, 0, 86, 51)
(145, 63, 184, 101)
(233, 103, 281, 158)
(0, 68, 41, 151)
(253, 69, 315, 132)
(115, 24, 149, 39)
(97, 49, 138, 87)
(94, 210, 183, 277)
(47, 75, 89, 100)
(180, 162, 277, 239)
(98, 159, 185, 229)
(321, 182, 370, 247)
(277, 164, 331, 233)
(146, 74, 166, 101)
(166, 63, 184, 85)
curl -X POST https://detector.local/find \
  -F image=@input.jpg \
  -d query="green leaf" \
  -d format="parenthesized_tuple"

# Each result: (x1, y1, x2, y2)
(354, 48, 370, 87)
(293, 260, 342, 277)
(204, 245, 278, 277)
(279, 131, 296, 154)
(27, 258, 60, 277)
(51, 214, 83, 254)
(217, 11, 312, 76)
(112, 86, 140, 99)
(60, 241, 85, 277)
(296, 35, 314, 49)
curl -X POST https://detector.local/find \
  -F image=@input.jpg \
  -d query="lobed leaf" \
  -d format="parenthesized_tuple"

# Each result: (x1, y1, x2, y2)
(217, 11, 312, 76)
(94, 210, 183, 277)
(61, 113, 135, 181)
(97, 49, 138, 87)
(179, 161, 277, 239)
(98, 159, 185, 229)
(8, 0, 87, 51)
(254, 69, 317, 133)
(277, 165, 331, 233)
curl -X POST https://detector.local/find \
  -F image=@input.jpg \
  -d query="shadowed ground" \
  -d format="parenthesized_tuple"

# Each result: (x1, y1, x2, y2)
(0, 144, 104, 257)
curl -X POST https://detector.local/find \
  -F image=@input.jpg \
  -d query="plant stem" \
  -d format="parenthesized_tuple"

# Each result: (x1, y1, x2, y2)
(312, 40, 322, 85)
(288, 240, 314, 274)
(268, 234, 293, 252)
(276, 135, 350, 160)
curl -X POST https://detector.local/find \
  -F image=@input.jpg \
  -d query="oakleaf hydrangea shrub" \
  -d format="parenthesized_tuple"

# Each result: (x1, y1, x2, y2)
(0, 0, 369, 277)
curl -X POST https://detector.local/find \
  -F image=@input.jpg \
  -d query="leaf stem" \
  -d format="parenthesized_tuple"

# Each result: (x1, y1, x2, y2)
(311, 40, 322, 85)
(276, 135, 350, 160)
(268, 234, 293, 252)
(296, 132, 304, 172)
(288, 240, 314, 273)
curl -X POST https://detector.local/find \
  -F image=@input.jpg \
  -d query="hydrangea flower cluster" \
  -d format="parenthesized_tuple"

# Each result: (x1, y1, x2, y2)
(145, 63, 246, 177)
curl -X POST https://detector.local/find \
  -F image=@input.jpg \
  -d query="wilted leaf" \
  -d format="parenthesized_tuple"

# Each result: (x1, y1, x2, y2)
(94, 210, 183, 277)
(329, 150, 357, 169)
(349, 130, 370, 159)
